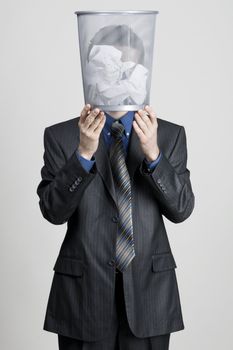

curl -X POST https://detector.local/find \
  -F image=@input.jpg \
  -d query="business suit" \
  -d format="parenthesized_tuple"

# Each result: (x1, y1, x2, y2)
(36, 112, 195, 344)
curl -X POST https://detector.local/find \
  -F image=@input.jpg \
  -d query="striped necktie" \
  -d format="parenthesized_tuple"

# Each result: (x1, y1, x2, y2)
(109, 120, 136, 272)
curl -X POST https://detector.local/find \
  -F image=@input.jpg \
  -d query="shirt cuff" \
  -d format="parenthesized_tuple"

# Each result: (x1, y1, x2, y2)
(143, 151, 162, 172)
(76, 149, 96, 173)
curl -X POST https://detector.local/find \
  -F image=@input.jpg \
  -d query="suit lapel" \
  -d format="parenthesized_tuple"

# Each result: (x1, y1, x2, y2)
(94, 126, 145, 208)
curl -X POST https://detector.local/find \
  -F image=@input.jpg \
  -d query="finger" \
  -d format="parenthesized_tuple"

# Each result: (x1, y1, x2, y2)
(145, 105, 157, 124)
(134, 111, 149, 134)
(89, 111, 105, 132)
(138, 108, 152, 128)
(137, 109, 152, 128)
(93, 112, 106, 134)
(80, 104, 91, 123)
(84, 108, 100, 129)
(133, 120, 146, 142)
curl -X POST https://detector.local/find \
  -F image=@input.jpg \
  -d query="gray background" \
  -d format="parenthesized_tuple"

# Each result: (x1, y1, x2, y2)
(1, 1, 232, 349)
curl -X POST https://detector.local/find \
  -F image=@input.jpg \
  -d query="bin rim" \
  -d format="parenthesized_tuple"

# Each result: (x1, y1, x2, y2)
(74, 10, 159, 16)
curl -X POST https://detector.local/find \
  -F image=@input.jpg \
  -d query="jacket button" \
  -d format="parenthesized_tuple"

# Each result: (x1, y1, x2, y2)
(69, 187, 74, 192)
(77, 176, 83, 181)
(157, 179, 161, 183)
(112, 216, 119, 223)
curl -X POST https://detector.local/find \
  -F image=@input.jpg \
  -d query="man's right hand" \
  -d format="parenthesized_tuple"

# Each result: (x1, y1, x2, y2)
(77, 104, 106, 160)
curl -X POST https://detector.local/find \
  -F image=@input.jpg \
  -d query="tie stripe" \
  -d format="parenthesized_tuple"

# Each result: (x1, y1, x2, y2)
(109, 120, 135, 272)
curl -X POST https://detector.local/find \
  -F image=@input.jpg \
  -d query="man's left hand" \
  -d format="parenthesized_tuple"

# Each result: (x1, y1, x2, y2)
(133, 105, 160, 162)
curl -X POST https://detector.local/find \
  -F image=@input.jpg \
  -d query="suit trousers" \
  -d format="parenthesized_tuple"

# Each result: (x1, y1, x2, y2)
(58, 269, 171, 350)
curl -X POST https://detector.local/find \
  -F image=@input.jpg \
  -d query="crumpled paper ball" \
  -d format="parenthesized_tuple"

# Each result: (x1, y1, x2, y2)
(85, 44, 148, 106)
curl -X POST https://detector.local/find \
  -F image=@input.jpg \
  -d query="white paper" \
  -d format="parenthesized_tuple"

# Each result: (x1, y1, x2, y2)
(85, 45, 148, 106)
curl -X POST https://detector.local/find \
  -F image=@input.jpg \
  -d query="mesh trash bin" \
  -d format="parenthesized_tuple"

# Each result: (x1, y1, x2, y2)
(74, 10, 159, 111)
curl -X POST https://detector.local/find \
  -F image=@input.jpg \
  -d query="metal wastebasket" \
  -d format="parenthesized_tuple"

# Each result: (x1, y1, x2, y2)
(74, 10, 159, 111)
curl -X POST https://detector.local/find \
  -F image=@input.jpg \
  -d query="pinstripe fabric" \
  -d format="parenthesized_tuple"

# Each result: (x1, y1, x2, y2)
(37, 115, 195, 342)
(57, 271, 171, 349)
(109, 120, 135, 272)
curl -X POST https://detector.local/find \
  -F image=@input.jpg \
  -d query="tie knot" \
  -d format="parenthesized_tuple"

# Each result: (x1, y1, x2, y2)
(110, 120, 125, 139)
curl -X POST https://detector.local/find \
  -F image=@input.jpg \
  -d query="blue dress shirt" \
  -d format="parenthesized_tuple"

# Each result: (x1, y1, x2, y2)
(76, 111, 162, 173)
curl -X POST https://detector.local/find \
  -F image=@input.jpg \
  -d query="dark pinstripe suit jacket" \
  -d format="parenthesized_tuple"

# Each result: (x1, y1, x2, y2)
(36, 115, 195, 341)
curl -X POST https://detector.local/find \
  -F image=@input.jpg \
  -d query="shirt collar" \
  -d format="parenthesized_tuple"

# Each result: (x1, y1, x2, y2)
(104, 110, 135, 137)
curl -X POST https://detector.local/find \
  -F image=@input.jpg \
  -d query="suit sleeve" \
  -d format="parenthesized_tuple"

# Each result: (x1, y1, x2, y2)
(139, 126, 195, 223)
(75, 149, 96, 173)
(143, 151, 162, 172)
(36, 126, 97, 225)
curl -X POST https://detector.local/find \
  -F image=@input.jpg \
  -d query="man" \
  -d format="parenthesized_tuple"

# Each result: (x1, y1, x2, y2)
(36, 104, 195, 350)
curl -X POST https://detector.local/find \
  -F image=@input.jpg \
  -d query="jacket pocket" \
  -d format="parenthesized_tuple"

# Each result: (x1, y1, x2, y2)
(152, 251, 177, 272)
(53, 256, 84, 277)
